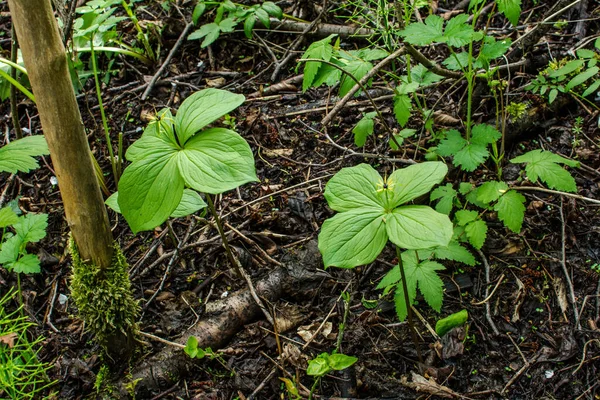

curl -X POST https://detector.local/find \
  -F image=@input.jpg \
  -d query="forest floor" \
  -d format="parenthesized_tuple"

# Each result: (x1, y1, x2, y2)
(1, 0, 600, 399)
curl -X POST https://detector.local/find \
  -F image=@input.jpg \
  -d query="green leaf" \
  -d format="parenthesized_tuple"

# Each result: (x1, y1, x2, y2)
(453, 143, 489, 171)
(476, 181, 509, 204)
(261, 2, 282, 18)
(414, 260, 445, 311)
(301, 35, 336, 91)
(497, 0, 521, 26)
(410, 64, 443, 85)
(184, 336, 199, 358)
(443, 14, 476, 47)
(0, 135, 49, 174)
(352, 113, 376, 147)
(318, 209, 387, 269)
(510, 150, 579, 192)
(178, 128, 258, 194)
(171, 189, 207, 218)
(13, 213, 48, 243)
(455, 210, 478, 226)
(465, 219, 487, 249)
(11, 253, 40, 274)
(433, 240, 476, 266)
(188, 22, 221, 48)
(479, 36, 512, 61)
(328, 353, 358, 370)
(323, 164, 384, 212)
(548, 59, 584, 78)
(307, 354, 330, 376)
(389, 128, 417, 150)
(356, 48, 389, 61)
(339, 60, 373, 97)
(387, 162, 448, 208)
(471, 124, 501, 145)
(393, 94, 412, 127)
(376, 264, 401, 289)
(175, 89, 245, 146)
(118, 151, 184, 233)
(436, 130, 467, 157)
(582, 79, 600, 97)
(430, 183, 457, 215)
(435, 309, 468, 337)
(548, 88, 558, 104)
(386, 206, 453, 250)
(254, 8, 270, 28)
(0, 235, 20, 264)
(243, 15, 256, 38)
(394, 273, 417, 321)
(0, 207, 19, 228)
(192, 2, 206, 24)
(443, 52, 471, 71)
(494, 190, 526, 232)
(312, 62, 343, 87)
(566, 66, 599, 91)
(400, 15, 444, 46)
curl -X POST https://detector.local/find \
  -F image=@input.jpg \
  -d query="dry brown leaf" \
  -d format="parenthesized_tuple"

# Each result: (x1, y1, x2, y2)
(206, 77, 226, 88)
(511, 277, 526, 322)
(297, 321, 333, 343)
(401, 371, 459, 398)
(553, 278, 569, 315)
(433, 111, 461, 126)
(0, 332, 17, 348)
(262, 148, 293, 158)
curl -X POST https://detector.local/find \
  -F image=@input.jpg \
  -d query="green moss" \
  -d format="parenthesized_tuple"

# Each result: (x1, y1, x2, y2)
(69, 238, 139, 347)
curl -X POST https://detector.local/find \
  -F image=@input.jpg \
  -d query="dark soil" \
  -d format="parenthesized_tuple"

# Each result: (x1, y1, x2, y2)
(1, 0, 599, 399)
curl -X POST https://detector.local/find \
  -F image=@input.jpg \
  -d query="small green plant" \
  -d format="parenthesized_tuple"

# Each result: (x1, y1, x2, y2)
(0, 135, 49, 174)
(526, 42, 600, 106)
(184, 336, 217, 360)
(0, 288, 56, 399)
(435, 309, 468, 337)
(109, 88, 257, 233)
(307, 352, 357, 400)
(435, 124, 501, 172)
(189, 0, 283, 48)
(0, 207, 48, 275)
(510, 150, 580, 192)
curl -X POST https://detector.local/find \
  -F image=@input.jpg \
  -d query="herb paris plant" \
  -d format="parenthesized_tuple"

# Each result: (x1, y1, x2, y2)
(112, 89, 257, 233)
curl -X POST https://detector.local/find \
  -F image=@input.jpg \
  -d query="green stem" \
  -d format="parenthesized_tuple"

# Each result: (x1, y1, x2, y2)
(396, 246, 422, 364)
(309, 376, 321, 400)
(0, 68, 34, 102)
(10, 26, 22, 139)
(90, 39, 119, 185)
(121, 0, 155, 61)
(205, 193, 243, 277)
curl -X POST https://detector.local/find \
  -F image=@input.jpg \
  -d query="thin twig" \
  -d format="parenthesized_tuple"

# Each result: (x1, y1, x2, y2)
(141, 22, 195, 100)
(559, 199, 581, 329)
(510, 186, 600, 205)
(476, 248, 500, 335)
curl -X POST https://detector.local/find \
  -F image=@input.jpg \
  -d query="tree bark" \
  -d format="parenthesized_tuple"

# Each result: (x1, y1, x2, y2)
(8, 0, 113, 268)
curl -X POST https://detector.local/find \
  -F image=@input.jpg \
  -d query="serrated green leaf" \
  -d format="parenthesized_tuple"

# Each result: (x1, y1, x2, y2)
(494, 190, 525, 232)
(386, 206, 453, 250)
(356, 48, 389, 61)
(0, 207, 19, 228)
(118, 151, 184, 233)
(430, 183, 457, 215)
(497, 0, 521, 26)
(443, 52, 471, 71)
(261, 1, 282, 18)
(465, 219, 487, 249)
(14, 213, 48, 243)
(471, 124, 501, 145)
(301, 35, 336, 91)
(312, 61, 343, 87)
(376, 264, 401, 289)
(434, 240, 477, 266)
(178, 128, 257, 194)
(394, 274, 417, 321)
(415, 260, 445, 311)
(453, 143, 489, 171)
(393, 94, 412, 127)
(0, 135, 50, 174)
(171, 189, 207, 218)
(410, 64, 443, 85)
(443, 14, 475, 47)
(566, 66, 599, 91)
(455, 210, 479, 226)
(436, 130, 467, 157)
(323, 164, 384, 212)
(0, 235, 20, 264)
(339, 60, 373, 97)
(400, 15, 444, 46)
(476, 181, 509, 204)
(436, 309, 468, 337)
(352, 114, 375, 147)
(479, 36, 512, 61)
(11, 253, 40, 274)
(510, 150, 579, 192)
(387, 162, 448, 208)
(175, 89, 245, 145)
(318, 209, 387, 269)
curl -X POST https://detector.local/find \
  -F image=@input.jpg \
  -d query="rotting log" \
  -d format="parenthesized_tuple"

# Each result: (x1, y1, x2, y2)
(116, 241, 326, 398)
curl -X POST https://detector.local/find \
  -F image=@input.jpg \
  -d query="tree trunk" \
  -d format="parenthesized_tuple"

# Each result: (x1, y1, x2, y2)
(7, 0, 113, 268)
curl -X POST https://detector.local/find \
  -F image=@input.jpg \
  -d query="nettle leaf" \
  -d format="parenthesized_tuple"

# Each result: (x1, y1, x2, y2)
(0, 207, 19, 228)
(339, 59, 373, 97)
(494, 190, 526, 232)
(430, 183, 457, 215)
(433, 240, 477, 266)
(177, 128, 258, 194)
(301, 34, 336, 91)
(443, 14, 476, 47)
(175, 89, 245, 145)
(386, 206, 453, 250)
(119, 151, 184, 233)
(0, 135, 50, 174)
(455, 209, 478, 226)
(13, 214, 48, 243)
(465, 219, 487, 249)
(355, 48, 389, 61)
(352, 112, 377, 147)
(318, 209, 387, 269)
(400, 14, 444, 46)
(510, 150, 579, 192)
(323, 163, 384, 212)
(393, 94, 412, 127)
(387, 162, 448, 208)
(477, 181, 509, 204)
(497, 0, 521, 26)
